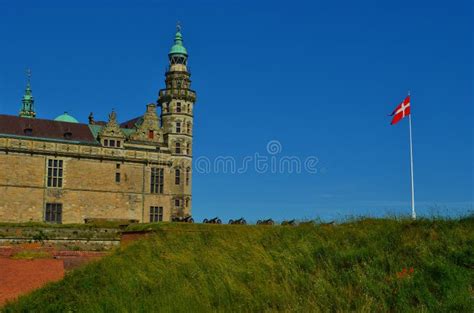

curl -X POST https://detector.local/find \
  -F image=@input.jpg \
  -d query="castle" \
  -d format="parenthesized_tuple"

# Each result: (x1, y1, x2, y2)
(0, 26, 196, 224)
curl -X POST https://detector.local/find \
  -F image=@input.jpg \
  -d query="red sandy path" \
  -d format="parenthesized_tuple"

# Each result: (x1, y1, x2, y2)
(0, 258, 64, 306)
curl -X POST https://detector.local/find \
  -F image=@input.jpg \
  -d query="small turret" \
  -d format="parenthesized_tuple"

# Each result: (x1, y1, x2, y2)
(19, 69, 36, 118)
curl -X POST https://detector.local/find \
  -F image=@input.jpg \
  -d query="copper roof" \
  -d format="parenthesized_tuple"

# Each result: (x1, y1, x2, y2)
(0, 114, 98, 144)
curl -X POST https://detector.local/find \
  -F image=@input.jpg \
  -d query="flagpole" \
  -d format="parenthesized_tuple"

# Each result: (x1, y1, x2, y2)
(408, 101, 416, 220)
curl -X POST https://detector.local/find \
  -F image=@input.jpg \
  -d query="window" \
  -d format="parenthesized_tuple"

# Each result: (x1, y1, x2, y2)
(175, 199, 181, 207)
(185, 198, 189, 207)
(150, 206, 163, 222)
(186, 167, 190, 186)
(110, 140, 115, 147)
(176, 102, 181, 113)
(24, 128, 33, 136)
(175, 169, 181, 185)
(151, 167, 164, 194)
(148, 130, 154, 139)
(187, 122, 191, 134)
(116, 141, 121, 148)
(45, 203, 62, 224)
(175, 142, 181, 154)
(47, 159, 63, 188)
(104, 139, 109, 146)
(176, 122, 181, 133)
(116, 164, 121, 169)
(115, 172, 121, 183)
(64, 132, 72, 139)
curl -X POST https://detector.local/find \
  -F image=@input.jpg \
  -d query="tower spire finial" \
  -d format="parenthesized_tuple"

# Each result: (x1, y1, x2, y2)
(26, 68, 32, 86)
(176, 21, 181, 33)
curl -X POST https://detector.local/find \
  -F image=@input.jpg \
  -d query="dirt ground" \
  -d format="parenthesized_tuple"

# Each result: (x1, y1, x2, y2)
(0, 257, 64, 306)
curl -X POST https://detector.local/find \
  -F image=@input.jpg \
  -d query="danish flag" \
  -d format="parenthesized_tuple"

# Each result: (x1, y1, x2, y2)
(389, 95, 411, 125)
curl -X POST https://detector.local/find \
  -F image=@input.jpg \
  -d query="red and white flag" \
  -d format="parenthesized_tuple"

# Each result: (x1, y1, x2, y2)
(389, 95, 410, 125)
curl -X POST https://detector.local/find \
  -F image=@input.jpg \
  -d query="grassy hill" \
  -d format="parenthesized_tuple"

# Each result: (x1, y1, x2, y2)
(2, 217, 473, 312)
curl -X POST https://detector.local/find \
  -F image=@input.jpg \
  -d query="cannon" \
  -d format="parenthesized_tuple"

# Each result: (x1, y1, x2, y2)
(257, 218, 274, 225)
(281, 219, 297, 226)
(228, 218, 247, 225)
(203, 217, 222, 224)
(172, 215, 194, 223)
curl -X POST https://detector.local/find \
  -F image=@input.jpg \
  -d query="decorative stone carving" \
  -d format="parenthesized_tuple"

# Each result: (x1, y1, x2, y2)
(129, 104, 163, 144)
(99, 110, 126, 140)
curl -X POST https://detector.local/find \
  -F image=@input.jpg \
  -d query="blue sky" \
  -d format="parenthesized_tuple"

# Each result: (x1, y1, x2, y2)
(0, 0, 472, 221)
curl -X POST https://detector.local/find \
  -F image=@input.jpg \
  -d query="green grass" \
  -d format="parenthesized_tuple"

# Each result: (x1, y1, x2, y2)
(2, 217, 473, 312)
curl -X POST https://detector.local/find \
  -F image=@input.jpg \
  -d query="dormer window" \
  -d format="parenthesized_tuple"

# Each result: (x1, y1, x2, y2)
(64, 132, 72, 140)
(24, 128, 33, 136)
(103, 139, 121, 148)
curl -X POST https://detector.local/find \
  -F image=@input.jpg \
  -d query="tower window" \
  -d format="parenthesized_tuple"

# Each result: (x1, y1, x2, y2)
(47, 159, 63, 188)
(186, 167, 190, 186)
(185, 198, 189, 207)
(45, 203, 62, 224)
(175, 198, 181, 207)
(115, 172, 121, 183)
(150, 206, 163, 222)
(151, 167, 164, 194)
(175, 169, 181, 185)
(176, 102, 182, 113)
(149, 130, 154, 139)
(176, 122, 181, 133)
(175, 142, 181, 154)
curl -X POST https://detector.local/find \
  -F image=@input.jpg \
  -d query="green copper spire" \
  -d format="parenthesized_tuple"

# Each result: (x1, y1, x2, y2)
(168, 22, 188, 56)
(19, 69, 36, 118)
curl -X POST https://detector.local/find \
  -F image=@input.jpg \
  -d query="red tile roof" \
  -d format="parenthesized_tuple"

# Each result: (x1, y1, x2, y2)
(120, 116, 142, 129)
(0, 115, 98, 144)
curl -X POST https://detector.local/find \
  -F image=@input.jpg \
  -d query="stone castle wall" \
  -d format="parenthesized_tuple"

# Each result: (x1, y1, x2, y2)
(0, 137, 191, 224)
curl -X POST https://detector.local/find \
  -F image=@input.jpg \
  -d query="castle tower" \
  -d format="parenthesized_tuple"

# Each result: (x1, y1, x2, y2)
(19, 69, 36, 118)
(158, 24, 196, 217)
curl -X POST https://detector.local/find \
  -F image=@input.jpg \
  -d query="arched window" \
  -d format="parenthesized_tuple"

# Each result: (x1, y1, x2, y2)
(175, 169, 181, 185)
(186, 167, 190, 186)
(175, 142, 181, 154)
